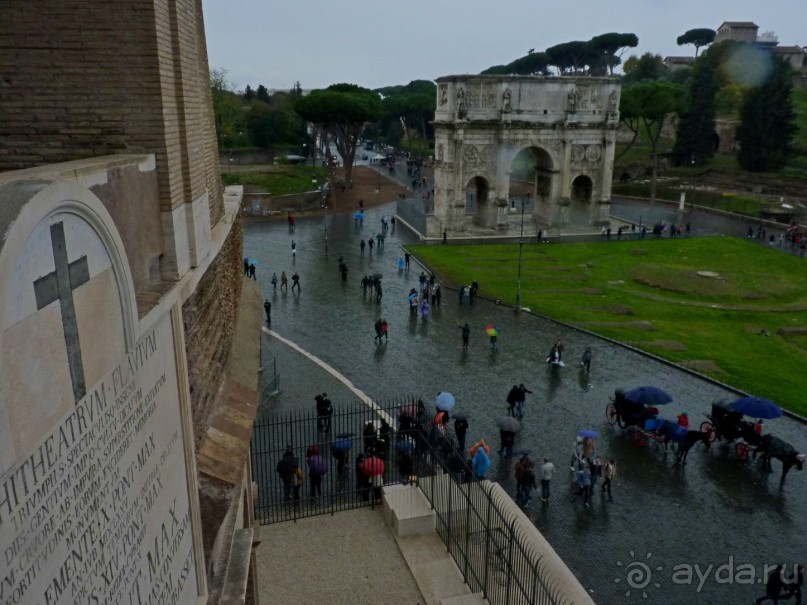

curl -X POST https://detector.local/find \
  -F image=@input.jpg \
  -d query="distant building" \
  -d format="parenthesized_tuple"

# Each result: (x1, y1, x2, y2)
(714, 21, 759, 44)
(663, 56, 696, 71)
(769, 45, 807, 70)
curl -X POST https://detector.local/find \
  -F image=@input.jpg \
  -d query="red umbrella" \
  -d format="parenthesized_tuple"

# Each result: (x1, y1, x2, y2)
(360, 456, 385, 477)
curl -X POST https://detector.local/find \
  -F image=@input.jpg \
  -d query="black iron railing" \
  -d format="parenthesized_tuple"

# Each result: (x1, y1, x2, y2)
(250, 396, 570, 604)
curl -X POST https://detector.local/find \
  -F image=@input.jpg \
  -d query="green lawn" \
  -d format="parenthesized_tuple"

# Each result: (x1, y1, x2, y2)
(221, 165, 329, 195)
(410, 237, 807, 415)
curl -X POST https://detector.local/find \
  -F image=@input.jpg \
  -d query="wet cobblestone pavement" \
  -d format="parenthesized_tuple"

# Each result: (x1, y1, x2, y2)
(245, 203, 807, 605)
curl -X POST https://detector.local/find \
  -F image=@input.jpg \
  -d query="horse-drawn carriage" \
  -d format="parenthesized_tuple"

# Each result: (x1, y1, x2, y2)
(606, 387, 710, 462)
(699, 399, 763, 460)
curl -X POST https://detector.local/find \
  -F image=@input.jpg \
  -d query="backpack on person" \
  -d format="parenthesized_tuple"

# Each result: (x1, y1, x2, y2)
(293, 466, 303, 487)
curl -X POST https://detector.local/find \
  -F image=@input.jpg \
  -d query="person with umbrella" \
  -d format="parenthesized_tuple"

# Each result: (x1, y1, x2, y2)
(360, 455, 385, 502)
(363, 421, 378, 453)
(577, 464, 592, 508)
(331, 434, 353, 476)
(487, 325, 499, 351)
(276, 446, 298, 502)
(520, 460, 537, 507)
(496, 416, 521, 457)
(408, 289, 419, 316)
(454, 415, 469, 454)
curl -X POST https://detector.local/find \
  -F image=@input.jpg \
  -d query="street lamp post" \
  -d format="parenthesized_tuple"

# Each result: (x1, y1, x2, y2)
(322, 194, 329, 257)
(515, 197, 525, 312)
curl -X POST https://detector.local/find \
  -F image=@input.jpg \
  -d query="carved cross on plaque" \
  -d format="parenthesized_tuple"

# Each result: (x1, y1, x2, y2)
(33, 222, 90, 402)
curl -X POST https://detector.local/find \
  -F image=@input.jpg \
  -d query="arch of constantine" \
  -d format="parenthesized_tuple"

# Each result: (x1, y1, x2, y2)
(430, 75, 621, 236)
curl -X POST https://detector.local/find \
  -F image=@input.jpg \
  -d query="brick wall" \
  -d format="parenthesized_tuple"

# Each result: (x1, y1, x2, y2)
(183, 222, 244, 445)
(0, 0, 222, 224)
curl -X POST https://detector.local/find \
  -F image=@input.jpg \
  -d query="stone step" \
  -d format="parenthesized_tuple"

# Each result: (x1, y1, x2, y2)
(382, 484, 435, 537)
(438, 593, 488, 605)
(396, 533, 475, 605)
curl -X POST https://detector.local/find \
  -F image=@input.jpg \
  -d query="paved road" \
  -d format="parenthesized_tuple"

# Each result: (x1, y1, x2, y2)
(245, 204, 806, 605)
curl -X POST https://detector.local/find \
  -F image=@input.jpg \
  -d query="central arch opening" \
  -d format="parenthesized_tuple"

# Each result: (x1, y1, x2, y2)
(570, 175, 593, 224)
(465, 176, 490, 226)
(508, 147, 554, 224)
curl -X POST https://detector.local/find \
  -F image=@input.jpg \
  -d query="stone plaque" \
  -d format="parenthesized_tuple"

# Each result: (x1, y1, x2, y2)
(0, 315, 197, 605)
(0, 204, 198, 605)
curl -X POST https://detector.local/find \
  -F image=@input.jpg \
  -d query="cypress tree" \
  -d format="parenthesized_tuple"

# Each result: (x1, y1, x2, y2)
(673, 55, 718, 165)
(737, 58, 797, 172)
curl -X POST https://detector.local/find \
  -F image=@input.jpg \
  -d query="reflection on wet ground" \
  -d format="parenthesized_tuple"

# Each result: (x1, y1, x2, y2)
(245, 203, 807, 605)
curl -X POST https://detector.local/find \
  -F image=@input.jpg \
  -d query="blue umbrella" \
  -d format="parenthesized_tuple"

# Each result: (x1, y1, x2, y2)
(731, 397, 782, 419)
(331, 437, 352, 453)
(577, 429, 599, 438)
(408, 292, 418, 301)
(624, 386, 673, 406)
(436, 392, 456, 411)
(354, 211, 364, 219)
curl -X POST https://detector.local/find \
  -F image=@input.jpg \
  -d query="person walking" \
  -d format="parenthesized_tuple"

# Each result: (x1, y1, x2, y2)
(280, 271, 288, 290)
(540, 457, 555, 502)
(570, 436, 583, 471)
(291, 240, 297, 257)
(380, 319, 389, 342)
(515, 384, 532, 419)
(460, 323, 470, 348)
(248, 262, 256, 280)
(434, 285, 442, 307)
(580, 347, 592, 372)
(361, 275, 369, 296)
(375, 280, 383, 304)
(489, 328, 499, 352)
(374, 319, 383, 345)
(506, 385, 519, 417)
(420, 298, 430, 319)
(263, 299, 271, 324)
(469, 280, 479, 305)
(291, 271, 300, 293)
(601, 458, 616, 502)
(577, 464, 592, 508)
(785, 564, 804, 605)
(271, 272, 278, 291)
(514, 453, 529, 501)
(360, 239, 366, 255)
(755, 565, 786, 604)
(498, 429, 515, 457)
(409, 289, 419, 316)
(471, 441, 491, 480)
(243, 257, 250, 276)
(520, 462, 537, 507)
(276, 446, 297, 502)
(404, 252, 410, 269)
(590, 456, 603, 490)
(454, 416, 469, 454)
(315, 394, 332, 433)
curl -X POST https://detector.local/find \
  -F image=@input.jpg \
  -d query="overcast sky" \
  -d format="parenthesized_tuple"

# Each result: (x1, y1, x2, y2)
(201, 0, 805, 92)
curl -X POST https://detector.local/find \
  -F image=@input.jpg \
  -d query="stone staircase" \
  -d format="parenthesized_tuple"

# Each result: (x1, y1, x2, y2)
(382, 484, 487, 605)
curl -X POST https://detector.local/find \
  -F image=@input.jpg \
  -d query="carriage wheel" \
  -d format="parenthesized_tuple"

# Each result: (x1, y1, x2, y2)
(606, 403, 618, 426)
(632, 431, 647, 447)
(736, 443, 749, 461)
(699, 421, 716, 444)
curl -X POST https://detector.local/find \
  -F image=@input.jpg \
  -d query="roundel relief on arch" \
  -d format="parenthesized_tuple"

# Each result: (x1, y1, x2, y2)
(0, 211, 126, 467)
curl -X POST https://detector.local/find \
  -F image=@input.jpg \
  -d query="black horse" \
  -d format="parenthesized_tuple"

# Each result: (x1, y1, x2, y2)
(658, 420, 711, 464)
(757, 434, 805, 485)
